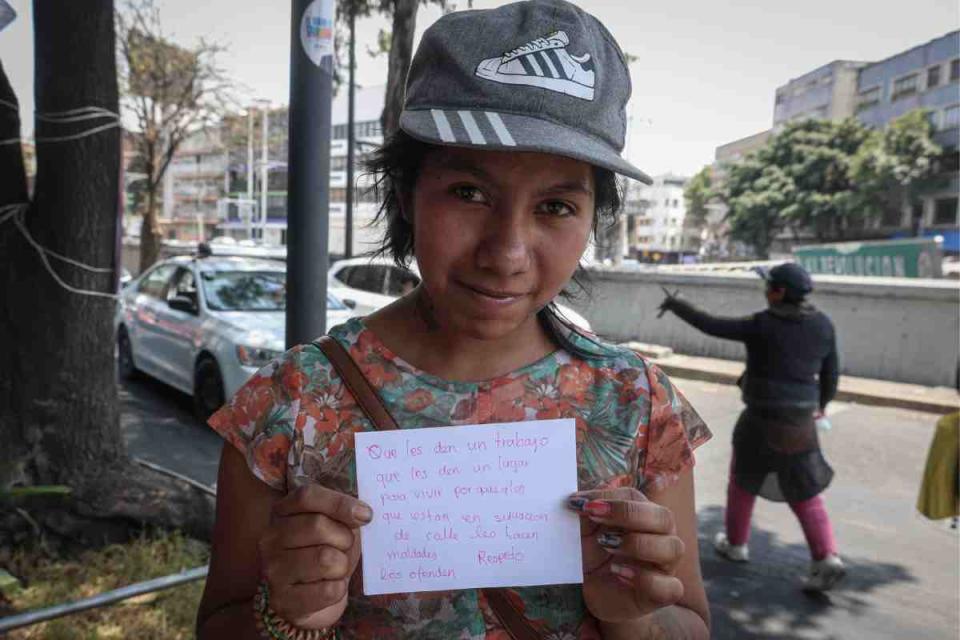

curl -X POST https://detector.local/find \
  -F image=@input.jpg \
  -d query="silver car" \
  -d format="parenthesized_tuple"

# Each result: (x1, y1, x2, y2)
(116, 255, 355, 419)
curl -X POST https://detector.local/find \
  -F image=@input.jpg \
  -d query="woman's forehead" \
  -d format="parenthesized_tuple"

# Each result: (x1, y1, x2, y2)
(423, 145, 594, 185)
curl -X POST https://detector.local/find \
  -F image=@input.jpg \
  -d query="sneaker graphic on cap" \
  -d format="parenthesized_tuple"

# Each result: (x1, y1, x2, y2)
(475, 30, 595, 100)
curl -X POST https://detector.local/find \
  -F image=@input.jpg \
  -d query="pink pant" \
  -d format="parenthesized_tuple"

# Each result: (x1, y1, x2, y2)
(725, 474, 838, 560)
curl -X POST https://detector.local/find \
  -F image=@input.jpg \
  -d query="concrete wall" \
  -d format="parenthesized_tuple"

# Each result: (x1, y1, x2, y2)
(566, 268, 960, 388)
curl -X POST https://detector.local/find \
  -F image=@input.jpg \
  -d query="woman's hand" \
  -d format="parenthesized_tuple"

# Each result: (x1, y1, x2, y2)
(569, 487, 686, 624)
(258, 484, 373, 628)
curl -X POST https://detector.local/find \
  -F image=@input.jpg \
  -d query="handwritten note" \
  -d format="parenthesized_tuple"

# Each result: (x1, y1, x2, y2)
(354, 419, 583, 595)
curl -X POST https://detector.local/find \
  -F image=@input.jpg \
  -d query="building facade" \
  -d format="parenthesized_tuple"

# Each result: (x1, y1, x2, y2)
(773, 60, 868, 128)
(622, 174, 690, 259)
(855, 31, 959, 241)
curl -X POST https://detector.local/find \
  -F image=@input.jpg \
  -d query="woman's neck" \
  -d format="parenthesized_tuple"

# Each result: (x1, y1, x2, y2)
(364, 293, 557, 383)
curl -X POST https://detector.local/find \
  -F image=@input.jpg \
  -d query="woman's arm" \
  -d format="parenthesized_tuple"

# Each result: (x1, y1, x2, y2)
(663, 297, 755, 342)
(599, 468, 710, 640)
(196, 443, 280, 639)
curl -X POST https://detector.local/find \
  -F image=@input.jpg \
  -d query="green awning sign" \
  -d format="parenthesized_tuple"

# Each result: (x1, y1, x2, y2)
(794, 238, 942, 278)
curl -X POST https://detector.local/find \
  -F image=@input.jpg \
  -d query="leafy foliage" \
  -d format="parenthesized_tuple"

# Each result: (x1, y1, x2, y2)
(716, 112, 942, 256)
(683, 164, 713, 226)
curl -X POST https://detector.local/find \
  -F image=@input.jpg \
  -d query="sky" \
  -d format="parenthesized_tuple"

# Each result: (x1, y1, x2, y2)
(1, 0, 957, 177)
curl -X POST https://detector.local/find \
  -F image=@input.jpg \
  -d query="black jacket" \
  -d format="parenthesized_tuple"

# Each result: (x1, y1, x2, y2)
(669, 299, 839, 410)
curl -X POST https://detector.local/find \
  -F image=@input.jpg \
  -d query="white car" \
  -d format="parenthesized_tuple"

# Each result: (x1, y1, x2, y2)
(328, 256, 593, 331)
(116, 254, 355, 419)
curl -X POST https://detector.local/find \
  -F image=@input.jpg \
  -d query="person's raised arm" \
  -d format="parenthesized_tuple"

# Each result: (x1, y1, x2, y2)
(660, 294, 755, 342)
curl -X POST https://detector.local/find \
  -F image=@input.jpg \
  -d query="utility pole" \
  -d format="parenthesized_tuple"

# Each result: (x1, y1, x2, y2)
(286, 0, 334, 346)
(246, 106, 254, 240)
(344, 4, 356, 259)
(260, 100, 270, 243)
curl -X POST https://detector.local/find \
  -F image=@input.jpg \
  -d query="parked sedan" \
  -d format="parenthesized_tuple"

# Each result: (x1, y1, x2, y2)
(116, 254, 355, 419)
(328, 256, 594, 331)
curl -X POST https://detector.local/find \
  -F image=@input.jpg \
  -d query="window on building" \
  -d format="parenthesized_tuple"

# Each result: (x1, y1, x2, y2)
(933, 197, 958, 226)
(951, 58, 960, 82)
(927, 65, 941, 89)
(331, 156, 347, 171)
(881, 205, 904, 227)
(926, 110, 940, 130)
(943, 104, 960, 130)
(856, 86, 881, 111)
(892, 74, 918, 101)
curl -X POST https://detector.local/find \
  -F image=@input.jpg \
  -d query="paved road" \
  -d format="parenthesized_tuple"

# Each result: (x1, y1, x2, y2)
(121, 376, 959, 639)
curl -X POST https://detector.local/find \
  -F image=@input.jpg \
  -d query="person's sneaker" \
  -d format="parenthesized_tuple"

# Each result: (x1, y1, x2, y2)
(475, 30, 596, 100)
(713, 532, 750, 562)
(802, 554, 847, 592)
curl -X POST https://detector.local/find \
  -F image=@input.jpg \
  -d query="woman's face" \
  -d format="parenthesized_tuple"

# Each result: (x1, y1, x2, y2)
(410, 146, 596, 341)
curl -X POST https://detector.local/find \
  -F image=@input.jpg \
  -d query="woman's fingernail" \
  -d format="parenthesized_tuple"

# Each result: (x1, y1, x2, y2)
(610, 563, 635, 580)
(585, 500, 611, 517)
(353, 503, 373, 523)
(597, 532, 622, 549)
(567, 496, 588, 512)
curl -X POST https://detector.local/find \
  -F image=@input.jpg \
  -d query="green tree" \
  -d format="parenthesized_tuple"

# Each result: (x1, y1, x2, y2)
(117, 0, 234, 271)
(684, 164, 713, 227)
(723, 158, 795, 258)
(851, 108, 943, 234)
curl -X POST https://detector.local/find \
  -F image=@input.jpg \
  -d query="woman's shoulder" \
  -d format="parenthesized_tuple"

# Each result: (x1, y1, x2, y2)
(562, 327, 652, 372)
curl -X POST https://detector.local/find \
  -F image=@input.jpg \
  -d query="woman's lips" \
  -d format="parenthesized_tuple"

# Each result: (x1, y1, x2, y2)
(458, 281, 527, 305)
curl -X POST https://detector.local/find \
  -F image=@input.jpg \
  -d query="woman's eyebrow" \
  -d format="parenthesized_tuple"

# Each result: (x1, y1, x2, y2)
(433, 157, 494, 182)
(537, 181, 594, 197)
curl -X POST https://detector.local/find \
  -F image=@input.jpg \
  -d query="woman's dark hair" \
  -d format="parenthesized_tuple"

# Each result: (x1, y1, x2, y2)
(362, 130, 623, 358)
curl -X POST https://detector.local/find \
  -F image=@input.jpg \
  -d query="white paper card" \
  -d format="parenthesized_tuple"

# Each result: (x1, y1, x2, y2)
(355, 419, 583, 595)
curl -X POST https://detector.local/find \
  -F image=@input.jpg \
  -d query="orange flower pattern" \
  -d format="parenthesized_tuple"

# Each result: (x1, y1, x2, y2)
(208, 317, 711, 639)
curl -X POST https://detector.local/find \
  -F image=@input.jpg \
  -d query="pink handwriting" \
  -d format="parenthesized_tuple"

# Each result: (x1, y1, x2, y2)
(386, 545, 437, 561)
(434, 441, 458, 454)
(379, 492, 408, 507)
(494, 431, 549, 453)
(426, 526, 459, 542)
(438, 464, 461, 477)
(410, 467, 428, 481)
(377, 471, 401, 488)
(382, 511, 403, 524)
(467, 440, 488, 452)
(504, 525, 539, 541)
(405, 439, 423, 457)
(394, 528, 409, 541)
(413, 487, 443, 500)
(408, 565, 456, 581)
(409, 509, 450, 523)
(493, 511, 548, 524)
(380, 567, 402, 580)
(469, 524, 497, 540)
(477, 547, 525, 566)
(498, 456, 529, 473)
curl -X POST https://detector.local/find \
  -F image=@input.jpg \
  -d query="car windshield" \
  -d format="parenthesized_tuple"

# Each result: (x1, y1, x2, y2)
(201, 270, 347, 312)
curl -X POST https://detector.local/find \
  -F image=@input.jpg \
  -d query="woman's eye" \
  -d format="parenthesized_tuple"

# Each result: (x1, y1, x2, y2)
(537, 200, 576, 217)
(452, 185, 487, 203)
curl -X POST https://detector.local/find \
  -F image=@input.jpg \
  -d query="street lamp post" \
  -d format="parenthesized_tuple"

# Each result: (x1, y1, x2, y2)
(286, 0, 334, 346)
(344, 5, 356, 259)
(246, 107, 254, 240)
(259, 100, 270, 243)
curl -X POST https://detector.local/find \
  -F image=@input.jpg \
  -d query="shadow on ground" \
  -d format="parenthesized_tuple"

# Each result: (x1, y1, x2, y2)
(119, 375, 223, 487)
(698, 505, 916, 639)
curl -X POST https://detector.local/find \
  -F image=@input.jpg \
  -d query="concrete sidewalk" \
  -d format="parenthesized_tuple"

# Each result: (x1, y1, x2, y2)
(624, 343, 959, 415)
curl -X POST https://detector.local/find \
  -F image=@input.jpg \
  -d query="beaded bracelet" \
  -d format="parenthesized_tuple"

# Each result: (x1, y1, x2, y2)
(253, 581, 338, 640)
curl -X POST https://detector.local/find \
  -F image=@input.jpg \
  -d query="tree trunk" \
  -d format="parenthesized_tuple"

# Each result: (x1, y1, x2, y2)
(0, 0, 213, 549)
(380, 0, 418, 136)
(139, 185, 162, 271)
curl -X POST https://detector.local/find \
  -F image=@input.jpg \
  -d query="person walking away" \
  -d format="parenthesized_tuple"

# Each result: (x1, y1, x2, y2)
(659, 263, 845, 592)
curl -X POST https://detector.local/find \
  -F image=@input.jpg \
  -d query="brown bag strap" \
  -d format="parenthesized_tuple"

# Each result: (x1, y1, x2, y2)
(314, 335, 399, 431)
(312, 335, 544, 640)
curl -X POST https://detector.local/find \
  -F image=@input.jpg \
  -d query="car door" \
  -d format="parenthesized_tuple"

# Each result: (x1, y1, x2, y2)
(152, 266, 204, 393)
(127, 263, 178, 379)
(344, 264, 393, 310)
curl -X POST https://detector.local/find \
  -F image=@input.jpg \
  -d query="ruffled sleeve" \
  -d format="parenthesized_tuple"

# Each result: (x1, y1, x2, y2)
(640, 363, 712, 492)
(207, 345, 309, 491)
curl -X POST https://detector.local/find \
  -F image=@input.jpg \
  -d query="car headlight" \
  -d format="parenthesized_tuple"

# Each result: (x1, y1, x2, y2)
(236, 345, 282, 367)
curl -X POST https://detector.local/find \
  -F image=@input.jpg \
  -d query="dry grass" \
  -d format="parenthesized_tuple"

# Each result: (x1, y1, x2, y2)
(1, 530, 209, 640)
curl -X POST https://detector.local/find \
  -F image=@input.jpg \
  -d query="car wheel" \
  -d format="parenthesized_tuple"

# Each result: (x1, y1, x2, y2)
(194, 357, 225, 422)
(117, 327, 140, 381)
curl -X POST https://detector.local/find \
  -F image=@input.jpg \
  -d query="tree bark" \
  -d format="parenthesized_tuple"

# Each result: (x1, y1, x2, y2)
(140, 185, 162, 271)
(0, 0, 213, 548)
(380, 0, 418, 136)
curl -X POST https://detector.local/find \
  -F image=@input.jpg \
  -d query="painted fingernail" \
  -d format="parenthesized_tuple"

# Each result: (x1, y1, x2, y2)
(597, 532, 622, 549)
(585, 500, 611, 517)
(610, 563, 635, 580)
(567, 496, 589, 512)
(353, 503, 373, 523)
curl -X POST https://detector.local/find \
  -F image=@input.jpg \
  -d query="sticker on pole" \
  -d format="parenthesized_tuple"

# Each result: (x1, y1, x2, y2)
(0, 0, 16, 33)
(300, 0, 335, 66)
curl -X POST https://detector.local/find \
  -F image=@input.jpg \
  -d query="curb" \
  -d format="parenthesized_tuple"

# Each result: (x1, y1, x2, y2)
(651, 360, 959, 416)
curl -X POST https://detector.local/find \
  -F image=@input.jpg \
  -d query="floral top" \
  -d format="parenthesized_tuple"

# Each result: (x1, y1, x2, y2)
(209, 317, 711, 639)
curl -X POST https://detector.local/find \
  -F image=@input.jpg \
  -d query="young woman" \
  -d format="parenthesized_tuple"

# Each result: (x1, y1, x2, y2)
(197, 1, 712, 638)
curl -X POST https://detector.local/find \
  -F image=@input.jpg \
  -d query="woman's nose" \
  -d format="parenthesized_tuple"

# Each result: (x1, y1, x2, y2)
(475, 205, 532, 276)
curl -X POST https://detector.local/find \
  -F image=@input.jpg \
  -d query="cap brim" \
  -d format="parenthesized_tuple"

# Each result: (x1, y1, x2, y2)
(400, 108, 653, 184)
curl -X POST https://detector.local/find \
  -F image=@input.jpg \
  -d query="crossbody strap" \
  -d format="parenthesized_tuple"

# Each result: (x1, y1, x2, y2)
(311, 335, 543, 640)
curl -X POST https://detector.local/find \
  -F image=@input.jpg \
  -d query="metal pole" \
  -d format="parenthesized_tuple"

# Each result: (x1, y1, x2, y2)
(0, 567, 208, 633)
(261, 103, 269, 243)
(247, 108, 254, 240)
(344, 5, 356, 259)
(286, 0, 333, 346)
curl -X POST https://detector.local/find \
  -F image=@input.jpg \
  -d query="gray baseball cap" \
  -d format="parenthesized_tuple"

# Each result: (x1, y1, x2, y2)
(399, 0, 652, 184)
